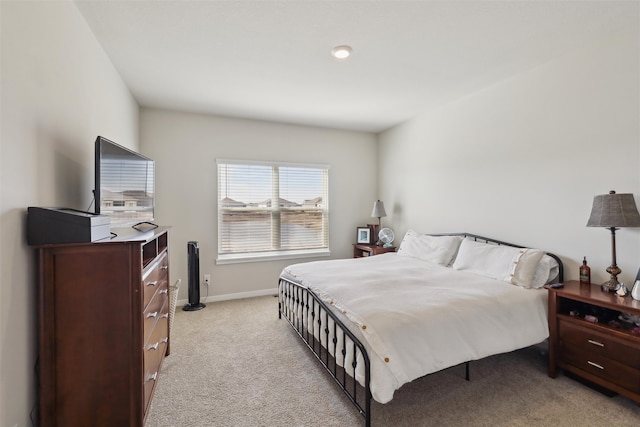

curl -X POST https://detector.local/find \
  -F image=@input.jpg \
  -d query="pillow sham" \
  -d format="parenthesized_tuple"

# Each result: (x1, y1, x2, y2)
(397, 230, 463, 266)
(530, 255, 560, 288)
(451, 238, 545, 287)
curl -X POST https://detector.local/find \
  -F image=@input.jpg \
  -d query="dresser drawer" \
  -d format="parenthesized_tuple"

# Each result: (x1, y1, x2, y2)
(143, 283, 169, 345)
(142, 252, 169, 310)
(558, 319, 640, 368)
(143, 302, 169, 411)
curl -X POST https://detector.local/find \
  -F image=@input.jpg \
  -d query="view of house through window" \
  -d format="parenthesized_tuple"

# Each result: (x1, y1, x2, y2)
(217, 160, 329, 261)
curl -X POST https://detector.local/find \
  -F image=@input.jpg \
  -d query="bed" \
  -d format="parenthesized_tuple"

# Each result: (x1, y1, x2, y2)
(278, 232, 563, 426)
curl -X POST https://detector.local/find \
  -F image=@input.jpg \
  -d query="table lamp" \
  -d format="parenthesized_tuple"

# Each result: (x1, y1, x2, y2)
(370, 200, 387, 245)
(586, 190, 640, 292)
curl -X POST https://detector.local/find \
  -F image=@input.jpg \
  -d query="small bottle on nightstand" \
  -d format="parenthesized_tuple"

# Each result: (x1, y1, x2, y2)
(579, 256, 591, 285)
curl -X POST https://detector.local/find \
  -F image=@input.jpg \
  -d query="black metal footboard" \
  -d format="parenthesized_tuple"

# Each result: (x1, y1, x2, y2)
(278, 277, 372, 427)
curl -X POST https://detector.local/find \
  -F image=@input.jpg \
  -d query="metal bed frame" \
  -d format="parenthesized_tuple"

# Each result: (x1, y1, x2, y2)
(278, 233, 564, 426)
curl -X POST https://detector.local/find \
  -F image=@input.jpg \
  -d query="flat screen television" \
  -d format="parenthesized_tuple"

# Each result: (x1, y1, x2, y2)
(94, 136, 155, 226)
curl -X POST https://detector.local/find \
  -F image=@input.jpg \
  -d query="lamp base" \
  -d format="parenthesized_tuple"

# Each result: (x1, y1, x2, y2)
(601, 278, 620, 293)
(601, 264, 622, 293)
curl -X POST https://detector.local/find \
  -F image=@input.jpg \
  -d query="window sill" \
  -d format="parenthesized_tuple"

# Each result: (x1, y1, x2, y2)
(216, 249, 331, 265)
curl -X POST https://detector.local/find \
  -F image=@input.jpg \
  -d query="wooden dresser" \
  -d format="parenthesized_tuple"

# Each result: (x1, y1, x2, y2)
(35, 228, 171, 426)
(547, 280, 640, 403)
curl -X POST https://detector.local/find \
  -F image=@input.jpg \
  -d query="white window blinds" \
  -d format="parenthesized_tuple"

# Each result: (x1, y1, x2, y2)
(217, 160, 329, 262)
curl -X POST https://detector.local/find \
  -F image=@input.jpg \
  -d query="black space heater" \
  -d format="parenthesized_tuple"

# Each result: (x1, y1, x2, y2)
(183, 241, 205, 311)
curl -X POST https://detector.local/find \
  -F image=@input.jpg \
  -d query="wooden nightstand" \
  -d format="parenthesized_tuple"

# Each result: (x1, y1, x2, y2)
(353, 243, 396, 258)
(547, 280, 640, 403)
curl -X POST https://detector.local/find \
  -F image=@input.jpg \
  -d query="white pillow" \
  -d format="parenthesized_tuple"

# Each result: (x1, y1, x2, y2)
(451, 238, 545, 287)
(530, 255, 560, 288)
(397, 231, 463, 266)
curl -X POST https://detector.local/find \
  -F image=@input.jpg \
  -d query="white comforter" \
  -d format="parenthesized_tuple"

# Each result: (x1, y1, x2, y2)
(282, 253, 548, 404)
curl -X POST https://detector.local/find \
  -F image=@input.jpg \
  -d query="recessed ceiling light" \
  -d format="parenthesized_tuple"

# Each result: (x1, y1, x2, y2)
(331, 45, 352, 59)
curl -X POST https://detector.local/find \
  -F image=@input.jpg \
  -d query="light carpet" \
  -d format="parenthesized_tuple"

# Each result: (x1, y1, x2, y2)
(146, 295, 640, 426)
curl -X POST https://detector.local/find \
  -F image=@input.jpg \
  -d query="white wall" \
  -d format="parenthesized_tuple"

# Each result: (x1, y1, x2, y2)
(140, 109, 377, 301)
(379, 22, 640, 285)
(0, 1, 139, 425)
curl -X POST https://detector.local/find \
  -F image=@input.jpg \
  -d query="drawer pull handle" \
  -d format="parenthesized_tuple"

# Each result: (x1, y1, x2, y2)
(161, 337, 168, 344)
(148, 372, 158, 382)
(160, 266, 168, 271)
(587, 361, 604, 370)
(587, 339, 604, 347)
(147, 281, 158, 287)
(148, 342, 159, 350)
(162, 313, 169, 319)
(159, 289, 169, 295)
(147, 311, 158, 318)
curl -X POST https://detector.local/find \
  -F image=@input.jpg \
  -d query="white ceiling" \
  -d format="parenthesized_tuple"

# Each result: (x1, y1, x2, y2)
(74, 0, 637, 133)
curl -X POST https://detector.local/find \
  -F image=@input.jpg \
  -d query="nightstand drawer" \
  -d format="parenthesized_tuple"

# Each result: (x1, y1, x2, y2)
(561, 345, 640, 394)
(353, 244, 396, 258)
(559, 319, 640, 368)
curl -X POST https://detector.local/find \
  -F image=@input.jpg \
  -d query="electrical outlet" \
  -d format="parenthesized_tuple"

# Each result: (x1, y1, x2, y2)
(204, 274, 211, 286)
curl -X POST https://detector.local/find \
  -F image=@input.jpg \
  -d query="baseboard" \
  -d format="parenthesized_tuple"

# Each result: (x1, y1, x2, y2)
(176, 288, 278, 307)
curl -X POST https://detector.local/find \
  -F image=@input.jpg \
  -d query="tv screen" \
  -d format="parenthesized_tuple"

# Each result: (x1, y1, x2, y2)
(95, 136, 155, 226)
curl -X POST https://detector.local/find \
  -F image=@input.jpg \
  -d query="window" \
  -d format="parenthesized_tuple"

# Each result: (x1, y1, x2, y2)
(217, 159, 330, 263)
